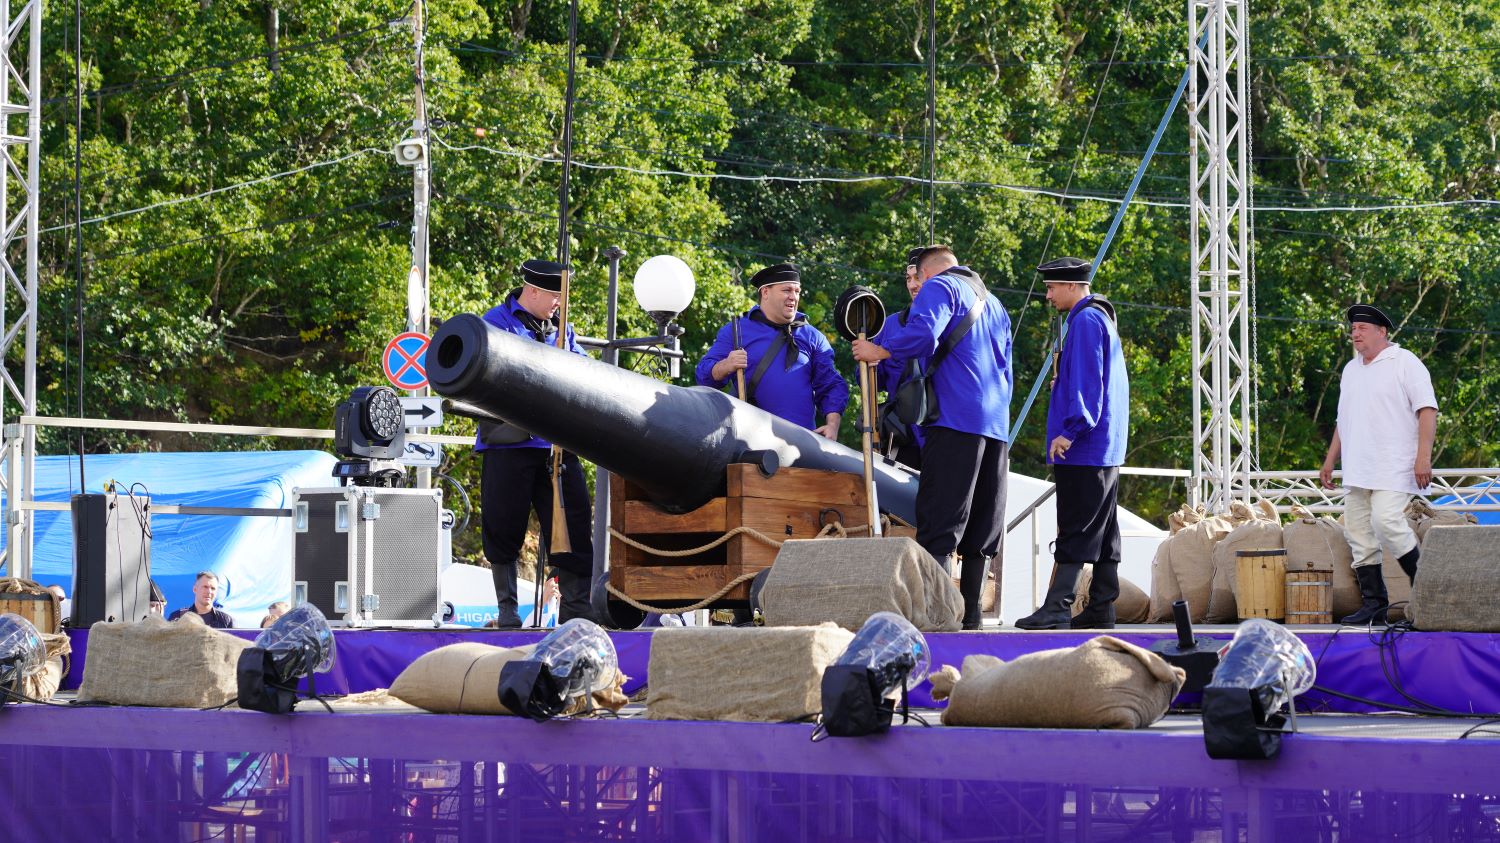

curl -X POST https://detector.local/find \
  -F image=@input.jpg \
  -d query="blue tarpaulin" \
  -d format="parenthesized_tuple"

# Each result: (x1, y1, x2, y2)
(2, 451, 336, 625)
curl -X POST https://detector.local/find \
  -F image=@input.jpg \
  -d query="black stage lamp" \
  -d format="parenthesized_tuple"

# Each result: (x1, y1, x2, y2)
(498, 618, 618, 721)
(237, 603, 338, 714)
(1203, 618, 1315, 760)
(818, 612, 930, 737)
(334, 386, 406, 460)
(0, 613, 45, 704)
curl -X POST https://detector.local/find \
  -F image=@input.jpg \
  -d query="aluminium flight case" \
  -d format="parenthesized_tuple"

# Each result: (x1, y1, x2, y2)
(292, 486, 443, 627)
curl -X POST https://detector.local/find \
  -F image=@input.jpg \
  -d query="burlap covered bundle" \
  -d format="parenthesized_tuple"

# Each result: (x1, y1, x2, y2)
(646, 624, 854, 722)
(1408, 526, 1500, 631)
(1205, 504, 1284, 622)
(758, 537, 962, 632)
(18, 632, 71, 702)
(1283, 506, 1359, 617)
(389, 642, 629, 715)
(930, 637, 1184, 729)
(1071, 565, 1150, 624)
(78, 616, 249, 708)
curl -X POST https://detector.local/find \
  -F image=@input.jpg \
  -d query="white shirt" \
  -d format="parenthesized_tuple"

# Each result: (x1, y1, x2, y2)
(1336, 343, 1437, 494)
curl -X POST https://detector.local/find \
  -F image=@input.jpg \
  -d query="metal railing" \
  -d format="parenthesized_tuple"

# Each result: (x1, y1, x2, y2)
(1250, 468, 1500, 514)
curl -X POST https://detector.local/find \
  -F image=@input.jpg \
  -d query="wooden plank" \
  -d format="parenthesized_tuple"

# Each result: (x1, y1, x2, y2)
(728, 496, 869, 542)
(725, 537, 780, 573)
(726, 464, 865, 507)
(621, 498, 727, 535)
(618, 565, 750, 601)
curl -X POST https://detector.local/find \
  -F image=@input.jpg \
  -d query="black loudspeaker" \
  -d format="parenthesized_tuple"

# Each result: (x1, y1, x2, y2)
(70, 492, 154, 626)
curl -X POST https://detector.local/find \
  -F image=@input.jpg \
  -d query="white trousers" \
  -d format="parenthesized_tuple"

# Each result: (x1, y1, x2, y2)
(1343, 487, 1417, 569)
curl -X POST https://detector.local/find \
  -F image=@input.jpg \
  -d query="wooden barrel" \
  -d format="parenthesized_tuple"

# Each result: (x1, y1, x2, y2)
(1235, 548, 1286, 621)
(1285, 571, 1333, 624)
(0, 580, 59, 634)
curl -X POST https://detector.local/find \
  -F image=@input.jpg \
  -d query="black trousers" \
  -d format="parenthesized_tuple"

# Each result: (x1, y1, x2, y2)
(481, 447, 595, 577)
(1053, 464, 1121, 567)
(915, 427, 1008, 561)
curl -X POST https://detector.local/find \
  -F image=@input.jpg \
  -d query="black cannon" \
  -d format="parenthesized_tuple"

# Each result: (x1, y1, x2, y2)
(427, 313, 919, 521)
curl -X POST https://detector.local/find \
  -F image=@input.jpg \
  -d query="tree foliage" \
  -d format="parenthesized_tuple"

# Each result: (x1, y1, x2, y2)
(13, 0, 1499, 555)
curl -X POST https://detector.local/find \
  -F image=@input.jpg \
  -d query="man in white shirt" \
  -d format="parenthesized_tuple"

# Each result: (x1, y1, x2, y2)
(1319, 303, 1438, 625)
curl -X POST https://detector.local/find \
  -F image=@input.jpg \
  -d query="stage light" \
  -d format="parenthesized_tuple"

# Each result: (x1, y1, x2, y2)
(818, 612, 931, 737)
(334, 385, 405, 460)
(497, 618, 618, 721)
(633, 255, 695, 332)
(236, 603, 338, 714)
(1203, 617, 1316, 759)
(0, 613, 45, 704)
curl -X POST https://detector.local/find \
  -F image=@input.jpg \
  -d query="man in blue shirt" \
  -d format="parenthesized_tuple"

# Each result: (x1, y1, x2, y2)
(475, 260, 595, 628)
(1016, 257, 1130, 630)
(696, 263, 848, 437)
(853, 246, 1014, 629)
(875, 247, 931, 470)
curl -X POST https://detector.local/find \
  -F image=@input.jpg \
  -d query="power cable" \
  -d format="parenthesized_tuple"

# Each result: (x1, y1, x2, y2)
(40, 147, 396, 234)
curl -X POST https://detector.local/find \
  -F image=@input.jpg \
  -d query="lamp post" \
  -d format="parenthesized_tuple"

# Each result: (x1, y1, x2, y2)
(586, 251, 696, 626)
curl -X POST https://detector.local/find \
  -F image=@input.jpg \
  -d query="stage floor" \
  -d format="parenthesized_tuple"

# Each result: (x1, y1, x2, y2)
(5, 697, 1500, 842)
(62, 622, 1500, 714)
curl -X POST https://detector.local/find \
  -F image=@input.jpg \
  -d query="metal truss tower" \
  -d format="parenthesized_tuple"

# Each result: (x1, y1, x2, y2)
(1188, 0, 1255, 510)
(0, 0, 41, 578)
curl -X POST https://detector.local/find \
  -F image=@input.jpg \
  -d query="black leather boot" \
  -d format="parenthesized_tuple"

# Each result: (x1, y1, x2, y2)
(1016, 562, 1084, 630)
(959, 555, 990, 630)
(1396, 546, 1420, 585)
(491, 561, 523, 629)
(1071, 563, 1120, 630)
(555, 568, 595, 623)
(1340, 564, 1389, 626)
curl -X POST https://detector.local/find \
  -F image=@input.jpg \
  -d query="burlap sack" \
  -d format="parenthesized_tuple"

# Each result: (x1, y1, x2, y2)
(929, 637, 1184, 729)
(1408, 526, 1500, 631)
(388, 642, 628, 715)
(646, 624, 854, 722)
(1205, 517, 1284, 623)
(1147, 541, 1181, 622)
(1283, 506, 1358, 617)
(759, 537, 962, 632)
(1165, 514, 1234, 622)
(1168, 504, 1206, 536)
(1407, 499, 1480, 541)
(78, 616, 249, 708)
(18, 633, 70, 702)
(1069, 566, 1147, 623)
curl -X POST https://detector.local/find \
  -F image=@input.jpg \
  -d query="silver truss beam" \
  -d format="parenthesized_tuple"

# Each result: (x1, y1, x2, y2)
(0, 0, 39, 579)
(1188, 0, 1254, 511)
(1251, 469, 1500, 514)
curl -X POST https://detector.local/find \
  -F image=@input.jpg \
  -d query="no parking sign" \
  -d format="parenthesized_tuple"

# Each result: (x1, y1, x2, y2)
(383, 332, 431, 390)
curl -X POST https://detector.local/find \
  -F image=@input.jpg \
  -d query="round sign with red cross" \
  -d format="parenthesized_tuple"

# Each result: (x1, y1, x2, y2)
(382, 332, 431, 390)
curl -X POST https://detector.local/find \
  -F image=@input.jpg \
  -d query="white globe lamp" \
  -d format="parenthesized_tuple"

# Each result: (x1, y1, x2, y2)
(633, 255, 695, 332)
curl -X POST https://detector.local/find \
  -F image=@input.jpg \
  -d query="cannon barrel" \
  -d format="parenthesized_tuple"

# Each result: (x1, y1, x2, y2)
(428, 313, 918, 522)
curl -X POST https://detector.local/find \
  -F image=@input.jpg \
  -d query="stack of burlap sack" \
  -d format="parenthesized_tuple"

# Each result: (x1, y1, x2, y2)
(1149, 499, 1479, 624)
(1149, 501, 1278, 623)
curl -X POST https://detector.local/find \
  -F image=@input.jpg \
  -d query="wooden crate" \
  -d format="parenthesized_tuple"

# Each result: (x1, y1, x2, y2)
(609, 464, 869, 605)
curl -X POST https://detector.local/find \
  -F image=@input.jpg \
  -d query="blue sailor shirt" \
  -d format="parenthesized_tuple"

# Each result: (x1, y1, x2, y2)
(1046, 294, 1129, 466)
(473, 293, 587, 451)
(876, 267, 1013, 441)
(695, 306, 849, 429)
(875, 309, 928, 450)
